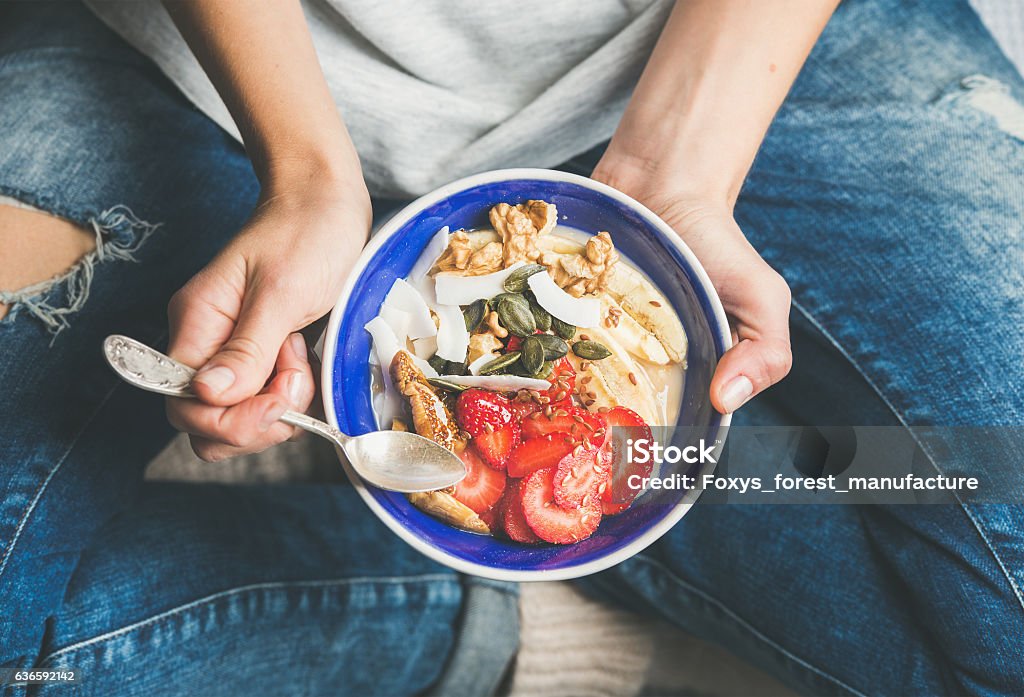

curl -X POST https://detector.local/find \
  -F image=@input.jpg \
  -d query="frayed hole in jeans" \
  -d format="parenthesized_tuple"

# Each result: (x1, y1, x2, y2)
(0, 201, 160, 336)
(936, 74, 1024, 141)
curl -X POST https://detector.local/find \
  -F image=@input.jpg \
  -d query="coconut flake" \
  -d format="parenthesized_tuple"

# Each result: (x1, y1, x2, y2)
(467, 353, 496, 375)
(364, 317, 404, 428)
(527, 271, 601, 328)
(378, 304, 412, 345)
(434, 303, 470, 362)
(383, 278, 436, 339)
(412, 354, 439, 378)
(412, 336, 438, 360)
(434, 261, 526, 306)
(436, 374, 551, 391)
(409, 226, 449, 283)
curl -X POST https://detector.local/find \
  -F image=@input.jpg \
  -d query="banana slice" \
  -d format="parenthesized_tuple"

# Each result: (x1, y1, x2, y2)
(603, 264, 687, 364)
(408, 491, 490, 534)
(597, 293, 670, 365)
(568, 325, 664, 426)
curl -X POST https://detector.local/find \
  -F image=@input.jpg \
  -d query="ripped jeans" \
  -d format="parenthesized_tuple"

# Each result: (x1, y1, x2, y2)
(1, 0, 1024, 695)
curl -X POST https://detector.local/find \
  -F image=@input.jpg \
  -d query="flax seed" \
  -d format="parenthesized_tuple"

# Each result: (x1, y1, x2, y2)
(483, 422, 494, 433)
(556, 408, 569, 417)
(597, 406, 610, 413)
(579, 334, 590, 341)
(581, 375, 592, 385)
(573, 414, 585, 424)
(585, 399, 596, 407)
(649, 300, 661, 307)
(529, 411, 542, 420)
(586, 390, 597, 400)
(628, 372, 638, 385)
(573, 445, 584, 457)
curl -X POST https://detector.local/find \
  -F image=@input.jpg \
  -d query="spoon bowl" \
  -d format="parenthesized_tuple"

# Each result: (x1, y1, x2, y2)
(102, 335, 465, 493)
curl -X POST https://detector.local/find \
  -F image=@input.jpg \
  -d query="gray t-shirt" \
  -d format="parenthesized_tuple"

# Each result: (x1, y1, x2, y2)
(85, 0, 670, 198)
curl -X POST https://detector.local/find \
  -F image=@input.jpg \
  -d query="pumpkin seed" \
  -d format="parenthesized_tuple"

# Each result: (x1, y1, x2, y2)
(521, 335, 545, 374)
(445, 359, 469, 376)
(572, 340, 612, 360)
(527, 292, 552, 332)
(428, 378, 469, 393)
(427, 354, 447, 374)
(463, 299, 488, 332)
(552, 316, 576, 340)
(497, 297, 537, 337)
(478, 350, 522, 375)
(492, 292, 530, 311)
(534, 333, 569, 360)
(533, 360, 554, 379)
(502, 264, 547, 293)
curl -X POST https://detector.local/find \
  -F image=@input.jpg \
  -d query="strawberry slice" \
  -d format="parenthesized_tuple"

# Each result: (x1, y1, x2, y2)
(470, 421, 520, 470)
(479, 505, 500, 530)
(506, 433, 575, 478)
(501, 480, 542, 543)
(509, 398, 541, 423)
(521, 467, 602, 544)
(553, 446, 609, 509)
(454, 447, 506, 514)
(456, 388, 514, 438)
(521, 406, 604, 442)
(599, 407, 653, 515)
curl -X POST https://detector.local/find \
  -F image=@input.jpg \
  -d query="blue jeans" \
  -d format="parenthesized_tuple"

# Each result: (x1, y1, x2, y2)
(1, 1, 1022, 695)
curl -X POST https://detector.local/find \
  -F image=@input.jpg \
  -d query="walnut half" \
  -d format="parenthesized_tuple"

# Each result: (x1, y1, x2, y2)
(543, 231, 619, 297)
(490, 200, 557, 267)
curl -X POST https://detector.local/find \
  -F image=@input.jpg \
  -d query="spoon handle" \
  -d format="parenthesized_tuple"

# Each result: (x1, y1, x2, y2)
(103, 335, 349, 448)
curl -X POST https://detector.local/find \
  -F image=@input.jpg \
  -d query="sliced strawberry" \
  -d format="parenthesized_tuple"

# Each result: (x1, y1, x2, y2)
(599, 407, 654, 515)
(521, 467, 602, 544)
(454, 447, 506, 514)
(553, 446, 609, 509)
(501, 480, 542, 543)
(456, 388, 514, 438)
(506, 433, 575, 478)
(545, 357, 576, 397)
(521, 406, 604, 442)
(509, 398, 541, 423)
(470, 421, 520, 470)
(479, 505, 499, 530)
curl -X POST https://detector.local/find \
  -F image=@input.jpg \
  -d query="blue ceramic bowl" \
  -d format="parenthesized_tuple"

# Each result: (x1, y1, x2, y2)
(322, 169, 731, 581)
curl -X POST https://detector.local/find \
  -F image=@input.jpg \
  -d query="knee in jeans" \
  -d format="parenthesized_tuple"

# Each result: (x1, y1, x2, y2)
(0, 199, 160, 333)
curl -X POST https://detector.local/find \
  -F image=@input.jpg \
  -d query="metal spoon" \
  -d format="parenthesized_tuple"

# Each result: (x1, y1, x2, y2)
(102, 334, 465, 493)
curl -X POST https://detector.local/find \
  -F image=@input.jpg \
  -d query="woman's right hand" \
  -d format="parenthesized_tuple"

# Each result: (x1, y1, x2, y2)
(592, 159, 793, 414)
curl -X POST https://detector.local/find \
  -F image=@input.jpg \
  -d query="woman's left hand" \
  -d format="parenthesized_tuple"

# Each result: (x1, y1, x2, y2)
(165, 175, 371, 461)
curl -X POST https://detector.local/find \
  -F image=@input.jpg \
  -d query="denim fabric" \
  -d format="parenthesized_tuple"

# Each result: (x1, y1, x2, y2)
(1, 1, 1023, 697)
(0, 4, 517, 697)
(572, 0, 1024, 694)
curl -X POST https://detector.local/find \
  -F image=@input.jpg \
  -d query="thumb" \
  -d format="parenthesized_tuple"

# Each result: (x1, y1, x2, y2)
(192, 289, 297, 406)
(710, 334, 793, 414)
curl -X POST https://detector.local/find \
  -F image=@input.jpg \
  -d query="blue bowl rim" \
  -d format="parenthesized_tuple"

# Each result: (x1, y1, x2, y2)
(321, 168, 733, 582)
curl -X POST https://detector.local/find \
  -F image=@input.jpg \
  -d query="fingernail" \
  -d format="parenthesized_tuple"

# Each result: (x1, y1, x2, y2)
(720, 375, 753, 413)
(290, 333, 308, 363)
(288, 372, 305, 407)
(193, 365, 235, 396)
(259, 400, 288, 431)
